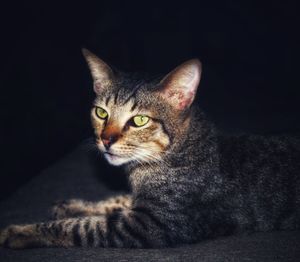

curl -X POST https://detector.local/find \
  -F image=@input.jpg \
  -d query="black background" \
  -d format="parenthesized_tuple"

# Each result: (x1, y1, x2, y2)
(0, 1, 299, 200)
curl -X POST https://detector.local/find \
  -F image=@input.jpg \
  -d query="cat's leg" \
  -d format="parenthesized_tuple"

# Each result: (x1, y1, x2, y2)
(0, 206, 170, 249)
(51, 195, 132, 219)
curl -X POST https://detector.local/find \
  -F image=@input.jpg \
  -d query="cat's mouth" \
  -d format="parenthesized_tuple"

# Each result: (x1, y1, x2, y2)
(103, 152, 129, 166)
(104, 152, 117, 157)
(104, 152, 120, 159)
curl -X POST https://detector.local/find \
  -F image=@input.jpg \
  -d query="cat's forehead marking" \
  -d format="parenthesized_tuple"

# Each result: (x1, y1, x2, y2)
(114, 98, 140, 126)
(95, 94, 145, 126)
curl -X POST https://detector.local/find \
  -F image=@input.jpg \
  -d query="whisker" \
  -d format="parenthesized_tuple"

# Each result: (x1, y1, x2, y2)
(135, 148, 170, 167)
(131, 143, 176, 156)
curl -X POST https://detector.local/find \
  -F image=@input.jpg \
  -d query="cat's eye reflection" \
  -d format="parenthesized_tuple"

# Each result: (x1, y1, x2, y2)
(131, 115, 150, 127)
(95, 107, 108, 119)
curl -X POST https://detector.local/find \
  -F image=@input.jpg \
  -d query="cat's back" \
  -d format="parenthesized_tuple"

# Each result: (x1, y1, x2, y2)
(216, 134, 300, 231)
(218, 134, 300, 183)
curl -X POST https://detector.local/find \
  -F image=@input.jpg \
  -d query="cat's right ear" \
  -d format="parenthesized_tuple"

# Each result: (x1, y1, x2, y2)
(82, 48, 114, 94)
(156, 59, 202, 111)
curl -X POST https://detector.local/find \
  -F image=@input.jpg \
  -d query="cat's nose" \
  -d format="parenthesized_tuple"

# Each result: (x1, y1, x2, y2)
(101, 134, 118, 150)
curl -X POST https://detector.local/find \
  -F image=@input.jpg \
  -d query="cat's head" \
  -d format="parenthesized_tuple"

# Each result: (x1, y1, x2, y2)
(83, 49, 202, 166)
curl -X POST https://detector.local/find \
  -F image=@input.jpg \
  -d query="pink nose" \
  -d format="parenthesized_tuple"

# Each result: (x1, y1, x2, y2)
(102, 138, 111, 147)
(101, 134, 118, 149)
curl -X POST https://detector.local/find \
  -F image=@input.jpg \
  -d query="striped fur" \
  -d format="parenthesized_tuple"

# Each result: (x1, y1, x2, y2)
(1, 50, 299, 249)
(52, 195, 132, 219)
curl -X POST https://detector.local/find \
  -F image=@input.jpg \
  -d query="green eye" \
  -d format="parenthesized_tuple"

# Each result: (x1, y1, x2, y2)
(95, 107, 108, 119)
(132, 115, 149, 127)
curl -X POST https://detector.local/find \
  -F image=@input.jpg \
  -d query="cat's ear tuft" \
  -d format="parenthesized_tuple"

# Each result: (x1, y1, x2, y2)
(82, 48, 114, 94)
(157, 59, 202, 110)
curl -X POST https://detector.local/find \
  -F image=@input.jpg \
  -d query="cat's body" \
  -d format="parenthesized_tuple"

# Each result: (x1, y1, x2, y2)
(0, 50, 299, 249)
(127, 109, 300, 244)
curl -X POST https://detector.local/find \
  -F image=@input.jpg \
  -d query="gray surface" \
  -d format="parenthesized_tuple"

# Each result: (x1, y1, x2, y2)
(1, 145, 300, 262)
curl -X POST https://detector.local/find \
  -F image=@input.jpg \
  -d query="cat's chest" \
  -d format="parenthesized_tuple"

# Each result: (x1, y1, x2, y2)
(128, 165, 195, 195)
(129, 166, 164, 192)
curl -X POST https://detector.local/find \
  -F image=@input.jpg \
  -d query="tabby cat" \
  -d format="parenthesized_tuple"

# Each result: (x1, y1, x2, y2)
(0, 49, 299, 249)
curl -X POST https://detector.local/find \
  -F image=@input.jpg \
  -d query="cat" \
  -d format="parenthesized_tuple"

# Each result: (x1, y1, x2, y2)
(0, 48, 299, 249)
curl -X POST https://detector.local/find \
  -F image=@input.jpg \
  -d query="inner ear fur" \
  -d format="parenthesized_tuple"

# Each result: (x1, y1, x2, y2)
(158, 59, 202, 110)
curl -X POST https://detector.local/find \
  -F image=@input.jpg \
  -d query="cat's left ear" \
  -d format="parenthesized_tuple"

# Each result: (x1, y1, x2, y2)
(82, 48, 114, 94)
(157, 59, 202, 110)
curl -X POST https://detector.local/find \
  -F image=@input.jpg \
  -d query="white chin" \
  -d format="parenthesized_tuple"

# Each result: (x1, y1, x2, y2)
(104, 153, 129, 166)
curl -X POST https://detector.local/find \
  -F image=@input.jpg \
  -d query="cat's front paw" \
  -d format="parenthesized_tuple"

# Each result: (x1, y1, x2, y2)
(51, 199, 85, 219)
(0, 224, 37, 249)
